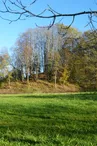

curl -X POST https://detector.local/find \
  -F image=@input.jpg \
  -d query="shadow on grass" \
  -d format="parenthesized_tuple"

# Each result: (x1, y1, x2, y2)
(20, 92, 97, 101)
(1, 102, 97, 140)
(1, 117, 97, 143)
(1, 92, 97, 145)
(4, 135, 41, 145)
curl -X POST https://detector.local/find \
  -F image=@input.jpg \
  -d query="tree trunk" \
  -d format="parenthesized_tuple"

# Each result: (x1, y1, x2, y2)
(54, 70, 57, 88)
(35, 66, 38, 81)
(27, 67, 29, 83)
(21, 66, 24, 82)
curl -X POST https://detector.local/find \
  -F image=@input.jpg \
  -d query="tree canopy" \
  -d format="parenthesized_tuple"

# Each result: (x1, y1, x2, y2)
(6, 24, 96, 91)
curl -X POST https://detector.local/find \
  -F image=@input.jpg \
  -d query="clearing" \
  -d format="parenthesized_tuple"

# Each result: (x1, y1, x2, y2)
(0, 93, 97, 146)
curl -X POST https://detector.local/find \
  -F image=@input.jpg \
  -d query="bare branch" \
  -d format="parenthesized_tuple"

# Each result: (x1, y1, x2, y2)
(1, 0, 97, 28)
(30, 0, 37, 6)
(65, 16, 75, 29)
(47, 5, 62, 15)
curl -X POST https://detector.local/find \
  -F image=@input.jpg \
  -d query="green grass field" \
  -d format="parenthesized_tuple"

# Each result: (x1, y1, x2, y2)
(0, 93, 97, 146)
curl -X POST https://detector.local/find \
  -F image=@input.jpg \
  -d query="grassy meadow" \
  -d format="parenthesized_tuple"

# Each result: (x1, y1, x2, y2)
(0, 93, 97, 146)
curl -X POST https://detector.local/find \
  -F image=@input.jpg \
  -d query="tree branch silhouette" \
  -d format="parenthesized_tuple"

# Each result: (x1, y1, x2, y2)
(0, 0, 97, 28)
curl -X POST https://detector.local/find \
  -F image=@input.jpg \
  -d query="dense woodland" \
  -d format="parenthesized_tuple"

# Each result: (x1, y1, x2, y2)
(0, 24, 97, 91)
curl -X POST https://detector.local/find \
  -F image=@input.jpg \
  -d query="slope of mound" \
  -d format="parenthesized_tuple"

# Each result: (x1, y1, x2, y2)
(0, 80, 79, 94)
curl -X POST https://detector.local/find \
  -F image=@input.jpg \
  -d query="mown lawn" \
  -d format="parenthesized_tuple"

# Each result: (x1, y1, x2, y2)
(0, 93, 97, 146)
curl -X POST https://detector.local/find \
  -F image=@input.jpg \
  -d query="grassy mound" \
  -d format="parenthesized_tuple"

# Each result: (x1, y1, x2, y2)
(0, 80, 79, 93)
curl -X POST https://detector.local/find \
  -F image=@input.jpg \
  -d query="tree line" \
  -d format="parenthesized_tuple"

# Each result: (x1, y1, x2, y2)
(1, 24, 97, 91)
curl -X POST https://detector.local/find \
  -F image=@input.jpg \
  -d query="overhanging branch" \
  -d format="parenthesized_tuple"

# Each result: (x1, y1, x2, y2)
(0, 0, 97, 28)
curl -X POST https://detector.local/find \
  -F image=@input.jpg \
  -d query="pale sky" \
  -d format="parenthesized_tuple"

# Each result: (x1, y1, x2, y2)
(0, 0, 96, 51)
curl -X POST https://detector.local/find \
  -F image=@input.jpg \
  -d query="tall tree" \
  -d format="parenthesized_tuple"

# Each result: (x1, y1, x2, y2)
(13, 29, 33, 82)
(68, 30, 97, 90)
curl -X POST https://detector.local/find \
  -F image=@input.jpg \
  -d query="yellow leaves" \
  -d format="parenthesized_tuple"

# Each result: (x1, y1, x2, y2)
(60, 68, 69, 84)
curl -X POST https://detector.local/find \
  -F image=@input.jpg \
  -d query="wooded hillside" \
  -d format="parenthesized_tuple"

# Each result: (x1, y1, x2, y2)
(0, 24, 97, 91)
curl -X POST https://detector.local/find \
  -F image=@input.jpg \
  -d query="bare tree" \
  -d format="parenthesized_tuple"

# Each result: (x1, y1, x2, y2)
(0, 0, 97, 28)
(13, 29, 33, 82)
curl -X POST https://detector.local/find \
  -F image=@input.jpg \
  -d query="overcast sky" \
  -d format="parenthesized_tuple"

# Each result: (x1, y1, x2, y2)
(0, 0, 96, 52)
